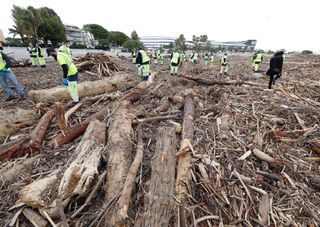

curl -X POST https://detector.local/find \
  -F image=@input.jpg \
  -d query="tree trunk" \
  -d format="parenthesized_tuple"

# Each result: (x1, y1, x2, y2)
(0, 108, 38, 142)
(28, 73, 135, 104)
(58, 119, 106, 201)
(141, 127, 176, 227)
(175, 95, 195, 226)
(0, 107, 58, 160)
(104, 101, 133, 226)
(115, 130, 144, 227)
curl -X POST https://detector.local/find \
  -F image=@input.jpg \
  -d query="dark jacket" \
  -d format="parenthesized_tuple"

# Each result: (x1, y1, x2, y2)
(266, 51, 284, 76)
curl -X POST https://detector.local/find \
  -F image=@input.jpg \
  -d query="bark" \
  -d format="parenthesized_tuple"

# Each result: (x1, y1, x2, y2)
(28, 73, 134, 104)
(141, 127, 176, 227)
(55, 102, 66, 130)
(58, 119, 106, 201)
(104, 101, 133, 226)
(175, 95, 195, 226)
(0, 108, 38, 142)
(115, 130, 144, 227)
(0, 107, 57, 160)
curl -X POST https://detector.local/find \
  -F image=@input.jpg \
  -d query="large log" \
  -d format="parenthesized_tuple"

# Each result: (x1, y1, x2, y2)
(58, 119, 106, 200)
(28, 73, 136, 104)
(0, 108, 38, 142)
(104, 101, 133, 225)
(175, 95, 195, 226)
(141, 127, 176, 227)
(0, 107, 57, 160)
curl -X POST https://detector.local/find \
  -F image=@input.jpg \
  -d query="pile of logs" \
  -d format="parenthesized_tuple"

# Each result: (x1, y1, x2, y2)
(1, 54, 320, 226)
(75, 52, 125, 77)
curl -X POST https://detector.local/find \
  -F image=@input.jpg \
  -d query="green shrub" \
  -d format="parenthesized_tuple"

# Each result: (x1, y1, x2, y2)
(301, 50, 313, 55)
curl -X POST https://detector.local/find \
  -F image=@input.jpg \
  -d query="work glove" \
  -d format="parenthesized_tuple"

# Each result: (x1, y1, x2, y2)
(1, 68, 9, 72)
(63, 78, 69, 86)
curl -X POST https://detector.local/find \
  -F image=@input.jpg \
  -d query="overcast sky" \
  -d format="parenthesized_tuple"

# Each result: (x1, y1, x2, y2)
(1, 0, 319, 52)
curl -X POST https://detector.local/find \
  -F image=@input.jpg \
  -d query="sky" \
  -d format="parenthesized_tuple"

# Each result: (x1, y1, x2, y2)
(1, 0, 319, 52)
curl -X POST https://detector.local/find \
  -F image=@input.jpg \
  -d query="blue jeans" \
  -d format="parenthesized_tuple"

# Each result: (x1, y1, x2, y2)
(0, 71, 25, 98)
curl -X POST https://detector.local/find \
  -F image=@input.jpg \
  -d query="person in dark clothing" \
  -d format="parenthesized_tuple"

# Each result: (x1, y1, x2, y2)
(266, 50, 284, 89)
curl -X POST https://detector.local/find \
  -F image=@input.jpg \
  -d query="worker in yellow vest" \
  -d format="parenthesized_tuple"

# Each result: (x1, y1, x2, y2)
(37, 42, 46, 68)
(204, 53, 209, 66)
(47, 48, 79, 103)
(220, 53, 228, 76)
(59, 40, 73, 59)
(191, 52, 198, 65)
(28, 43, 39, 66)
(210, 54, 215, 67)
(170, 50, 181, 75)
(157, 49, 161, 62)
(136, 47, 151, 81)
(160, 52, 164, 65)
(251, 52, 263, 72)
(0, 43, 26, 101)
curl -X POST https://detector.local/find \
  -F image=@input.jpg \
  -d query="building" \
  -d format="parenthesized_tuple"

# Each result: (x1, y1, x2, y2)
(64, 24, 96, 48)
(140, 36, 256, 50)
(140, 36, 176, 49)
(209, 40, 257, 50)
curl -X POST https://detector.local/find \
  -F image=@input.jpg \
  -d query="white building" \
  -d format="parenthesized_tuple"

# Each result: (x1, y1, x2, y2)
(64, 24, 96, 48)
(140, 36, 256, 50)
(209, 40, 257, 50)
(140, 36, 176, 49)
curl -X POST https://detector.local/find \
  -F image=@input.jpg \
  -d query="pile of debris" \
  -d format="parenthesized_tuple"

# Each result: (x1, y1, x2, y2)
(0, 53, 320, 226)
(75, 52, 125, 78)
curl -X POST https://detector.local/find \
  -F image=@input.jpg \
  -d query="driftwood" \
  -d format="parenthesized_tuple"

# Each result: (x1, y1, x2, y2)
(141, 127, 176, 227)
(18, 171, 61, 211)
(0, 154, 43, 182)
(115, 130, 144, 227)
(175, 95, 195, 226)
(18, 120, 106, 220)
(58, 119, 106, 201)
(48, 110, 105, 148)
(75, 52, 125, 77)
(0, 108, 38, 142)
(48, 72, 160, 149)
(104, 101, 134, 226)
(0, 106, 58, 160)
(22, 207, 48, 227)
(28, 73, 134, 104)
(55, 103, 67, 130)
(179, 74, 262, 87)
